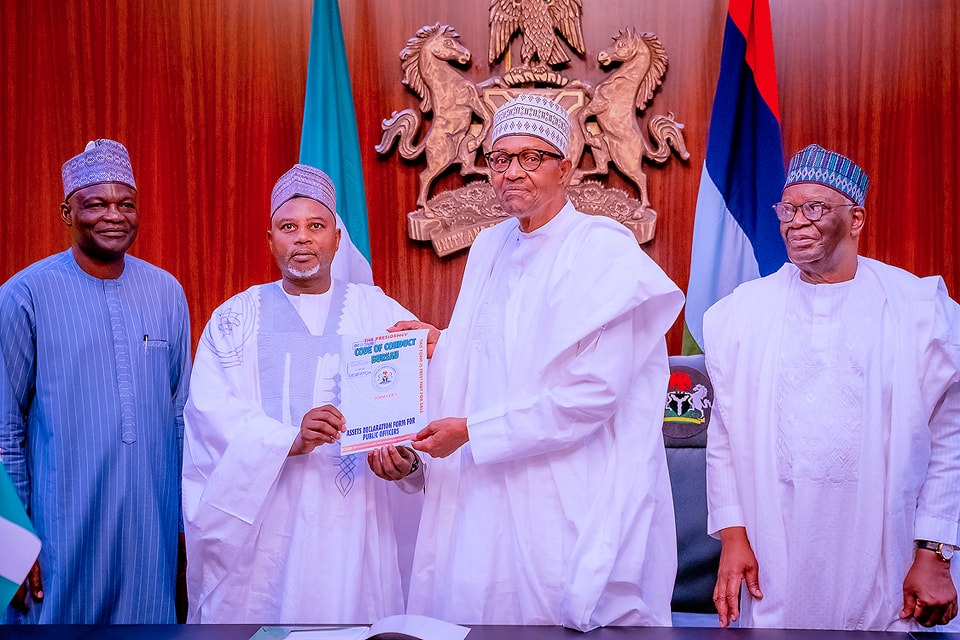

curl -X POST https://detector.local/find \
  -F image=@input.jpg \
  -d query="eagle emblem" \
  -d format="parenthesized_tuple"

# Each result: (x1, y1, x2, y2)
(489, 0, 585, 84)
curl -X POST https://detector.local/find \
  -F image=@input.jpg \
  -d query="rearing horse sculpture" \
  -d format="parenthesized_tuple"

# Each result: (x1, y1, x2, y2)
(376, 24, 492, 209)
(577, 28, 689, 212)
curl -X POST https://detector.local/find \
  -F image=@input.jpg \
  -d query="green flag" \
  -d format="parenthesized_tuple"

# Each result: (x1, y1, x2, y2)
(0, 466, 41, 606)
(300, 0, 373, 274)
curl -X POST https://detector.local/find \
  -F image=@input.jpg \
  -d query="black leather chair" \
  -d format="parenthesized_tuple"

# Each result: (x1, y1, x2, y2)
(662, 354, 722, 624)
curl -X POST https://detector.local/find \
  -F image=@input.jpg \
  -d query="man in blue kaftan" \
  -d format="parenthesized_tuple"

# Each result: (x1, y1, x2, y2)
(0, 139, 191, 623)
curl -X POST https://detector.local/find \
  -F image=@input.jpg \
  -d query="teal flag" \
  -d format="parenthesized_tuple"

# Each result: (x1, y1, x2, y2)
(0, 465, 41, 606)
(300, 0, 372, 264)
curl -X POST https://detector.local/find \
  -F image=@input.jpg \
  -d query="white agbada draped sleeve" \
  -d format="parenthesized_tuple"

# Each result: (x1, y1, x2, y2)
(182, 281, 414, 624)
(704, 258, 960, 631)
(408, 202, 684, 631)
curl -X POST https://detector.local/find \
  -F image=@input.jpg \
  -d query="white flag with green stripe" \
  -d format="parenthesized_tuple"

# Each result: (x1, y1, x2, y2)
(0, 465, 41, 606)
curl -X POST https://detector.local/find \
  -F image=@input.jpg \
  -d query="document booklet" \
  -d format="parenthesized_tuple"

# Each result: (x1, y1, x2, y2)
(338, 329, 428, 455)
(249, 613, 470, 640)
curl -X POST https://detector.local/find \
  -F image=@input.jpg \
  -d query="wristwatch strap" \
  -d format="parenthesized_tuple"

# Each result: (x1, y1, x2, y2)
(917, 539, 954, 561)
(406, 448, 420, 476)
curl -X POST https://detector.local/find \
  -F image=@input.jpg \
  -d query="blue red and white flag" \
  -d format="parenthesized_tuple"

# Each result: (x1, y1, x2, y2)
(683, 0, 787, 353)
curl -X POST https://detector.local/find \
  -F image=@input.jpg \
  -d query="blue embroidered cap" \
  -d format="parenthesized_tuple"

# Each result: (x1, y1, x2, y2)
(61, 139, 137, 200)
(785, 144, 869, 206)
(491, 93, 571, 156)
(270, 164, 337, 217)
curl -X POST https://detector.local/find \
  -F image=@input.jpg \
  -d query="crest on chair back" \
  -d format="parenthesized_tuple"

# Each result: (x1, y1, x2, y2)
(663, 365, 713, 442)
(376, 7, 690, 257)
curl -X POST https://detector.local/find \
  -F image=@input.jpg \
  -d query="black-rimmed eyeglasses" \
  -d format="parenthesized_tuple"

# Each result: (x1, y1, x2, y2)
(484, 149, 563, 173)
(773, 200, 855, 222)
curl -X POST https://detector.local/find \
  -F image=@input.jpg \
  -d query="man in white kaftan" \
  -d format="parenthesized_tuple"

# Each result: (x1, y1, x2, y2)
(386, 95, 684, 631)
(705, 144, 960, 631)
(183, 165, 417, 623)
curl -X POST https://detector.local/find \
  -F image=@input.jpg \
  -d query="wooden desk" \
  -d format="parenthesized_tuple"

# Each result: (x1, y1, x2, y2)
(0, 624, 952, 640)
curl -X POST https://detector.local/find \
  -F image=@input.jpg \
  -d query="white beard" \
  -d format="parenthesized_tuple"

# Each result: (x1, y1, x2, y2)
(284, 263, 322, 279)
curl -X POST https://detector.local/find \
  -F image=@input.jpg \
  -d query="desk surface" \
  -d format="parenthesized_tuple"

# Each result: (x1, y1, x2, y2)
(0, 626, 954, 640)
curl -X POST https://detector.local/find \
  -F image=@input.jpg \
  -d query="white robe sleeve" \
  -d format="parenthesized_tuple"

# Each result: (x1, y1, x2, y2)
(183, 325, 298, 527)
(182, 309, 304, 617)
(703, 297, 747, 538)
(394, 459, 425, 494)
(914, 284, 960, 544)
(705, 405, 746, 537)
(466, 311, 635, 465)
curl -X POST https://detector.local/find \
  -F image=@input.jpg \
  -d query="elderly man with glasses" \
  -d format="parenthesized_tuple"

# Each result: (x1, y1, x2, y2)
(704, 144, 960, 631)
(381, 93, 684, 630)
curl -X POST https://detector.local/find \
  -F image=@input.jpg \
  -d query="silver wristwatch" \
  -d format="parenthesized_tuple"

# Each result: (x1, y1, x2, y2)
(916, 539, 955, 562)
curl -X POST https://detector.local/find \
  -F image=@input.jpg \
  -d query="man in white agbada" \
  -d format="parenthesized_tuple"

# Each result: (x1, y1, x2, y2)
(383, 94, 685, 631)
(705, 144, 960, 630)
(182, 164, 421, 623)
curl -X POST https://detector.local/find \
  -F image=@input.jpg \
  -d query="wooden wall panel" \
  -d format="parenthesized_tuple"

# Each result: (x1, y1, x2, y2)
(0, 0, 312, 348)
(2, 0, 957, 354)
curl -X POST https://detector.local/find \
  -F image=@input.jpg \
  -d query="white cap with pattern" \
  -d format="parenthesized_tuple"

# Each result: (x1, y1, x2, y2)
(61, 139, 137, 200)
(491, 94, 571, 157)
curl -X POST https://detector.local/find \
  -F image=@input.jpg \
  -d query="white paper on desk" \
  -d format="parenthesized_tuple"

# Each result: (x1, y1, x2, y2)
(248, 626, 367, 640)
(338, 329, 428, 455)
(367, 614, 470, 639)
(249, 614, 469, 640)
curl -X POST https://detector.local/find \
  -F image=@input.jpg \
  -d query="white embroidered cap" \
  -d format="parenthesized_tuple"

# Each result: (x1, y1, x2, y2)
(491, 94, 571, 156)
(61, 139, 137, 200)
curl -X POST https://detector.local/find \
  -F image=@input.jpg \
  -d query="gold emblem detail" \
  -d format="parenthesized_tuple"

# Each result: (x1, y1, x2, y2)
(489, 0, 585, 86)
(377, 16, 689, 256)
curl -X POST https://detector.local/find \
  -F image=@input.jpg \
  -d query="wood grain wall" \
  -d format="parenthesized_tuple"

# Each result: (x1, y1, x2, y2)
(2, 0, 957, 354)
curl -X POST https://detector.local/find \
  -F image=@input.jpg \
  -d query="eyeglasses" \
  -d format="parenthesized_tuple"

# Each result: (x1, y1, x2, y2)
(484, 149, 563, 173)
(773, 200, 855, 222)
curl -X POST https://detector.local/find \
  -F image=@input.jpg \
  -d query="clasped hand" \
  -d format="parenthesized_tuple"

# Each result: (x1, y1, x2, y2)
(289, 404, 345, 456)
(367, 445, 417, 480)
